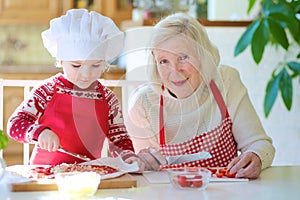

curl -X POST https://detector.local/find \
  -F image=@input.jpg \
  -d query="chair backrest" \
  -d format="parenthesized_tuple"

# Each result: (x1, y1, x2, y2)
(0, 78, 146, 164)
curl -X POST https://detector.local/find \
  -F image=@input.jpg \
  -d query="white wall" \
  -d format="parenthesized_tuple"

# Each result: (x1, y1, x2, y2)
(123, 26, 300, 166)
(207, 0, 261, 20)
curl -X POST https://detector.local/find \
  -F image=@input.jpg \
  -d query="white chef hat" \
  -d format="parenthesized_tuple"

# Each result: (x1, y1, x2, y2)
(41, 9, 124, 62)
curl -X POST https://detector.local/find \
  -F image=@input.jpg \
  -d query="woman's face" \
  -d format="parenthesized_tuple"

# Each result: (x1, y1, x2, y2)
(62, 60, 106, 89)
(153, 36, 202, 99)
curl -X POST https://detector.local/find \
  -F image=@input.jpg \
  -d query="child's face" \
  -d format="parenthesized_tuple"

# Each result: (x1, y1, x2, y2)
(62, 60, 106, 89)
(153, 36, 202, 99)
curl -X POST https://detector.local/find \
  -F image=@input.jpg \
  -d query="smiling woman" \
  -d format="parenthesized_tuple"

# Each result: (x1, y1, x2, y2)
(153, 36, 202, 99)
(125, 12, 275, 179)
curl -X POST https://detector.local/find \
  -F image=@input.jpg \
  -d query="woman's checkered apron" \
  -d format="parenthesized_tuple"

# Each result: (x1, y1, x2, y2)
(159, 80, 237, 169)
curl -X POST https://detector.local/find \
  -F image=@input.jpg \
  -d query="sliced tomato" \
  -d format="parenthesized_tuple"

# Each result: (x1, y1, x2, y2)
(207, 167, 217, 174)
(218, 168, 227, 175)
(193, 175, 203, 188)
(177, 175, 192, 187)
(177, 175, 188, 187)
(194, 175, 202, 179)
(193, 180, 203, 188)
(216, 173, 224, 178)
(225, 170, 236, 178)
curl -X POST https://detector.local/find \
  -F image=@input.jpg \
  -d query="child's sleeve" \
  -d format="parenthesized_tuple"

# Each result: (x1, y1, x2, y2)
(6, 78, 55, 143)
(104, 87, 135, 155)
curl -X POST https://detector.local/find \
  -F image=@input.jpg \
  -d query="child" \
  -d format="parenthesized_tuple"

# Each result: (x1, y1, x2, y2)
(7, 9, 144, 170)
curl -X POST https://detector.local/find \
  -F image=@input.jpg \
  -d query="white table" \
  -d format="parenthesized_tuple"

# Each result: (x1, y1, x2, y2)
(2, 166, 300, 200)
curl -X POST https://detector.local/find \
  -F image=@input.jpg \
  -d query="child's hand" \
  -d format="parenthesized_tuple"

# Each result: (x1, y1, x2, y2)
(37, 129, 60, 152)
(118, 150, 145, 173)
(123, 156, 145, 173)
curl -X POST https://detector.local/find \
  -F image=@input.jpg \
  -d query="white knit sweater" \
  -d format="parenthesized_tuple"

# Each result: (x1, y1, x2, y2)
(125, 65, 275, 169)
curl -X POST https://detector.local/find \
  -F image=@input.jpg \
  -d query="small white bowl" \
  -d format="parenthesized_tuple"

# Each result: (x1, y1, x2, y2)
(55, 171, 100, 198)
(168, 167, 211, 190)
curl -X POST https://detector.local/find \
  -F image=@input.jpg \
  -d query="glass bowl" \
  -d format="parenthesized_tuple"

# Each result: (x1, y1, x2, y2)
(55, 171, 100, 198)
(168, 167, 211, 190)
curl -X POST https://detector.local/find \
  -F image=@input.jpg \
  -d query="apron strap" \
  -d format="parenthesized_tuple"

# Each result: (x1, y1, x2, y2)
(159, 85, 166, 146)
(209, 80, 229, 119)
(98, 82, 106, 100)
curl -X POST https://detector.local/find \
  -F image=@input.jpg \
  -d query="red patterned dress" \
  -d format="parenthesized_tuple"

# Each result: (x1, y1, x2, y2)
(7, 73, 134, 165)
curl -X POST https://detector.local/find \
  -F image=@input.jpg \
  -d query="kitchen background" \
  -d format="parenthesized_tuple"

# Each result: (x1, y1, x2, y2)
(0, 0, 299, 166)
(0, 25, 53, 66)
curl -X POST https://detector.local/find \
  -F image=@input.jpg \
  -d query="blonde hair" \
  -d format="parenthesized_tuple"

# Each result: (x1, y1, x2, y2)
(148, 13, 220, 85)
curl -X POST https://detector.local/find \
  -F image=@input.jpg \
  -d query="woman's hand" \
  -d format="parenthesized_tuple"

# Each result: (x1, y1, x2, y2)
(37, 129, 60, 152)
(227, 152, 262, 179)
(137, 147, 167, 171)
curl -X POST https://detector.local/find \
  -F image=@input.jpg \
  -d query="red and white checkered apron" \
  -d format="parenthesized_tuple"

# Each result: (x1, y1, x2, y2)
(159, 80, 237, 169)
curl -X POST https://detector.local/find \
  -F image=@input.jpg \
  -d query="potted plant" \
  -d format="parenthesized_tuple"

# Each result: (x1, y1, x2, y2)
(234, 0, 300, 117)
(0, 129, 8, 180)
(0, 130, 8, 150)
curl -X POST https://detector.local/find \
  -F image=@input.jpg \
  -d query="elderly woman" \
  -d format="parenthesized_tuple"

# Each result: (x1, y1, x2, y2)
(125, 13, 275, 179)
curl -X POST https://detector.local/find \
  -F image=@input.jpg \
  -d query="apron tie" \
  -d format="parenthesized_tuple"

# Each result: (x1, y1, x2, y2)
(159, 84, 166, 146)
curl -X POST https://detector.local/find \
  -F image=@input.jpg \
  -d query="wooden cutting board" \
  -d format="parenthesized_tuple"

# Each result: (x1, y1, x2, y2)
(11, 173, 137, 192)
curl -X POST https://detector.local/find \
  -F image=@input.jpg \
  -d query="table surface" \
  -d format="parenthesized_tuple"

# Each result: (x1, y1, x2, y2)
(1, 165, 300, 200)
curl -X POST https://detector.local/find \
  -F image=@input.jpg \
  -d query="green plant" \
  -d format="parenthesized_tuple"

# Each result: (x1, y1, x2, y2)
(234, 0, 300, 117)
(0, 130, 8, 150)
